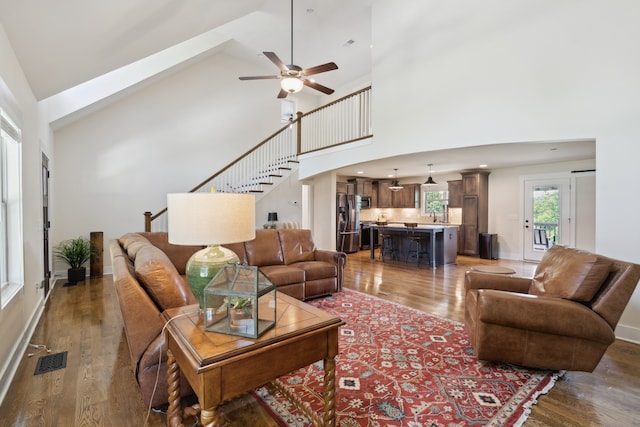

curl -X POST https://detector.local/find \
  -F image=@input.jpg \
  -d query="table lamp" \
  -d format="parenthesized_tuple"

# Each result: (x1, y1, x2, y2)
(167, 192, 256, 309)
(267, 212, 278, 229)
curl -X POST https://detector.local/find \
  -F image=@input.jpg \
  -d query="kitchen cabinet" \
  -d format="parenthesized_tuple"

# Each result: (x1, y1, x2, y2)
(371, 181, 378, 208)
(443, 226, 458, 264)
(448, 180, 463, 208)
(337, 182, 348, 193)
(460, 171, 489, 257)
(393, 184, 419, 208)
(376, 180, 393, 208)
(354, 179, 373, 197)
(376, 181, 419, 208)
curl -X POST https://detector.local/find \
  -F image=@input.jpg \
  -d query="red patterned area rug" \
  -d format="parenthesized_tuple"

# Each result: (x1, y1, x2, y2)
(253, 289, 563, 427)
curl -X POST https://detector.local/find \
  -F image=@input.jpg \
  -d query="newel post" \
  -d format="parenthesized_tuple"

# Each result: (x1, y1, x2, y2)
(144, 211, 152, 232)
(296, 111, 303, 154)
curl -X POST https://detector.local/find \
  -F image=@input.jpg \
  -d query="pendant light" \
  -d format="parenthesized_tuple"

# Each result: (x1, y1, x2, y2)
(389, 168, 404, 192)
(424, 164, 437, 185)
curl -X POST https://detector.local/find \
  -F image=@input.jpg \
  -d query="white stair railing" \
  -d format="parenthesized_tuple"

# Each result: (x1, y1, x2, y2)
(299, 86, 372, 154)
(145, 86, 372, 232)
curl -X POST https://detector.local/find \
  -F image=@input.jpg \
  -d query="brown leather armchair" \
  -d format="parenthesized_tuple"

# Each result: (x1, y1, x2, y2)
(464, 245, 640, 371)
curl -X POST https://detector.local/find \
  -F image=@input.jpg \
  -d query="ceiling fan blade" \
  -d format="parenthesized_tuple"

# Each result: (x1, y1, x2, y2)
(263, 52, 289, 72)
(302, 62, 338, 76)
(304, 80, 335, 95)
(239, 75, 280, 80)
(277, 88, 289, 99)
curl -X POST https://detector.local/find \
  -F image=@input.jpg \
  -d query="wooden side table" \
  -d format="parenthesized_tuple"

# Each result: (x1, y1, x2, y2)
(163, 293, 344, 427)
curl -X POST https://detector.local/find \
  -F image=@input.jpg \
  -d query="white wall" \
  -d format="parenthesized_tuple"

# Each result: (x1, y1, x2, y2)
(0, 25, 54, 402)
(300, 0, 640, 342)
(51, 53, 287, 275)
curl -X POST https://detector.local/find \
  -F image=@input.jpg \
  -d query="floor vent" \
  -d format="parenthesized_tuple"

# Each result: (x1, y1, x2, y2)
(34, 351, 67, 375)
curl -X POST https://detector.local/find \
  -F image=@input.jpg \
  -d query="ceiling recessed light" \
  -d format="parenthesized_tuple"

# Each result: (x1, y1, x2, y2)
(387, 174, 394, 178)
(357, 171, 364, 174)
(479, 164, 488, 168)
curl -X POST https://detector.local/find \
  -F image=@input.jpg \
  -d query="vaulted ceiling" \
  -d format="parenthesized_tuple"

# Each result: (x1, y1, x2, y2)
(0, 0, 594, 179)
(0, 0, 374, 100)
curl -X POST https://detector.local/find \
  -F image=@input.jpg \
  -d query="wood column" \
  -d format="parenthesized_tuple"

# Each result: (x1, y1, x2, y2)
(90, 231, 103, 278)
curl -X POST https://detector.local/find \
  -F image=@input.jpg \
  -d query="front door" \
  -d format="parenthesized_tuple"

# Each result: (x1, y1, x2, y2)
(523, 176, 573, 261)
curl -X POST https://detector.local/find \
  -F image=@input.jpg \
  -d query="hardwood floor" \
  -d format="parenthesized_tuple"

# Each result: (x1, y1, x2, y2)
(1, 250, 638, 426)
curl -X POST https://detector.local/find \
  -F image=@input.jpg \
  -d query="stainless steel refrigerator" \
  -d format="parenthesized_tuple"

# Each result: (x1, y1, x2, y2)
(336, 193, 360, 253)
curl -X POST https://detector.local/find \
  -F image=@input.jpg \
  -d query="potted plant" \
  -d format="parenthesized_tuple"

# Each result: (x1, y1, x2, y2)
(54, 236, 97, 284)
(228, 296, 253, 324)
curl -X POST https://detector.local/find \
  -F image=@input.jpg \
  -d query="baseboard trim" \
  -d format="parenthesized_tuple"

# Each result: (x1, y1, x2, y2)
(0, 298, 46, 406)
(615, 323, 640, 345)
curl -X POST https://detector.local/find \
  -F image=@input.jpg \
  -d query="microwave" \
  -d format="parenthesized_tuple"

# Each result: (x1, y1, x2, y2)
(360, 196, 372, 209)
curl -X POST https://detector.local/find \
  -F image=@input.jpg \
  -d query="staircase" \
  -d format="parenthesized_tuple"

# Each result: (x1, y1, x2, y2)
(145, 86, 372, 232)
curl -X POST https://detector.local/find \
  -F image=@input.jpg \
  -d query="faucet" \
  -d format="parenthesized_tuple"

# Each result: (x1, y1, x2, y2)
(431, 211, 437, 223)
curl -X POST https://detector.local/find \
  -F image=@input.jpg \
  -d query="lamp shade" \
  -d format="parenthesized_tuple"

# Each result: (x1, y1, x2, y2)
(168, 192, 256, 245)
(424, 175, 437, 185)
(168, 192, 256, 309)
(281, 77, 304, 93)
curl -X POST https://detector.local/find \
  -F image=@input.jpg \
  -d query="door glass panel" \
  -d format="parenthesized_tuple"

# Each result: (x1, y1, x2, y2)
(532, 185, 558, 251)
(523, 177, 571, 261)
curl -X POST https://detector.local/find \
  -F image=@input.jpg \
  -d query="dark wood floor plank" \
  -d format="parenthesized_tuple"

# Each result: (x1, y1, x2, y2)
(0, 250, 637, 426)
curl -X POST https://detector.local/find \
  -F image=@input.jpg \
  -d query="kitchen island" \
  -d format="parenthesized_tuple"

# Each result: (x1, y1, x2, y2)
(367, 223, 458, 268)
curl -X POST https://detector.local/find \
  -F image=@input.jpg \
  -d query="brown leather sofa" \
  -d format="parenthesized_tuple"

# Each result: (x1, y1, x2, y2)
(109, 229, 346, 408)
(464, 245, 640, 372)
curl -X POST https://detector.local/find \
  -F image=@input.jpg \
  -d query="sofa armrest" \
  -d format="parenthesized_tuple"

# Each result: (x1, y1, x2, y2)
(314, 250, 347, 292)
(314, 249, 347, 266)
(465, 271, 532, 293)
(473, 289, 614, 343)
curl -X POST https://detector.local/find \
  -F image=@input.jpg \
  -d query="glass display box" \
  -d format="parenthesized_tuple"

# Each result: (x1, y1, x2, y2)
(203, 264, 276, 338)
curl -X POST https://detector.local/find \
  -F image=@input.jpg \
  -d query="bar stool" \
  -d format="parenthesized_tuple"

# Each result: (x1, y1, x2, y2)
(404, 223, 428, 265)
(377, 222, 397, 262)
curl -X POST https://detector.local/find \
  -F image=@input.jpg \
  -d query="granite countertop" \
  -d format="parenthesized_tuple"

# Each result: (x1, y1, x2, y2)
(367, 222, 459, 229)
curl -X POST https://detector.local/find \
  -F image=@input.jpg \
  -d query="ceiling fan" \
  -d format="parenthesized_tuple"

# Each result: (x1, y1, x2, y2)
(239, 0, 338, 98)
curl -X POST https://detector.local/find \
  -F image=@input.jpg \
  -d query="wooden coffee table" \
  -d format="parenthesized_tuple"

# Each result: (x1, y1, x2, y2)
(163, 292, 344, 427)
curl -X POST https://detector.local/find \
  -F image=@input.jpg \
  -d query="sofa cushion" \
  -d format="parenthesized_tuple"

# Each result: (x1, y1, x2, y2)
(290, 261, 337, 281)
(259, 265, 305, 286)
(120, 233, 150, 255)
(244, 229, 284, 267)
(125, 240, 149, 261)
(279, 229, 316, 265)
(530, 245, 612, 302)
(140, 232, 203, 275)
(134, 245, 197, 310)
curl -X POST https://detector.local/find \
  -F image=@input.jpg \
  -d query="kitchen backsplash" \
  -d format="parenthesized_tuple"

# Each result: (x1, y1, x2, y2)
(360, 208, 462, 225)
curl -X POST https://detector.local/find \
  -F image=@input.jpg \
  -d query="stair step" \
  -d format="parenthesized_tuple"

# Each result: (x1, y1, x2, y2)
(279, 167, 292, 171)
(269, 174, 283, 178)
(249, 190, 264, 193)
(259, 182, 274, 186)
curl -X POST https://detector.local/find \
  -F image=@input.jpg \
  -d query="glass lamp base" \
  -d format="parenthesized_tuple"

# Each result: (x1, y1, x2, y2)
(186, 245, 239, 309)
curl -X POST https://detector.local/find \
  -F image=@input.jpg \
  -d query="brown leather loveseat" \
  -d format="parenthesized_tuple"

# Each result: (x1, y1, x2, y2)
(109, 229, 346, 408)
(464, 245, 640, 372)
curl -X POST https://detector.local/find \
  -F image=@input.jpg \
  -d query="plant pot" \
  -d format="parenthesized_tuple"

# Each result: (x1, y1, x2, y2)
(230, 308, 252, 325)
(67, 267, 86, 283)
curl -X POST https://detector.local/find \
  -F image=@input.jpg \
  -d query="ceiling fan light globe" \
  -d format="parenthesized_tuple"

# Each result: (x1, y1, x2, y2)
(281, 77, 304, 93)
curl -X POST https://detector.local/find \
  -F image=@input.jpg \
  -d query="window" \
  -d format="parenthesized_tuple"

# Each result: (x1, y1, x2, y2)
(1, 108, 23, 308)
(422, 190, 449, 216)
